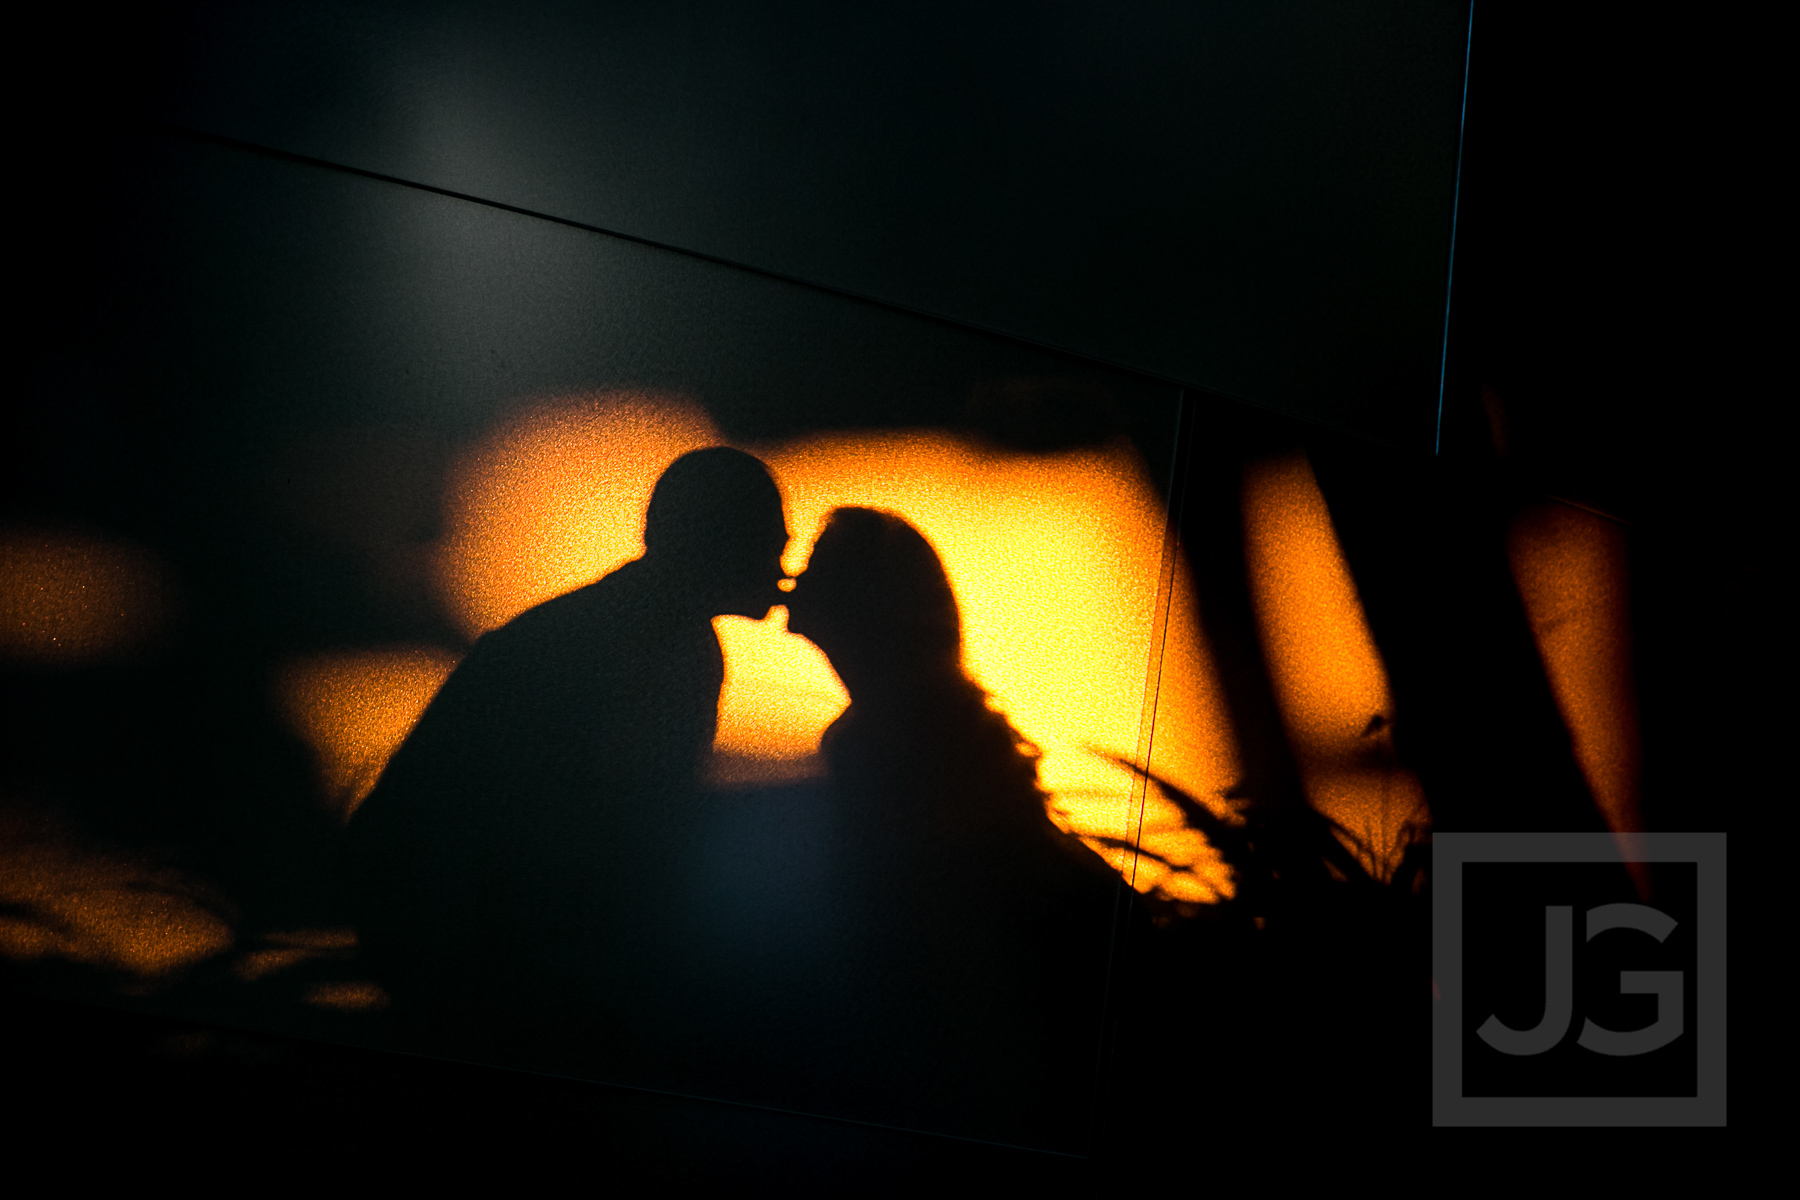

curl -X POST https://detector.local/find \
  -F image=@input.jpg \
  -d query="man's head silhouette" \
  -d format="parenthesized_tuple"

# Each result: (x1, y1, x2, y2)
(644, 447, 789, 620)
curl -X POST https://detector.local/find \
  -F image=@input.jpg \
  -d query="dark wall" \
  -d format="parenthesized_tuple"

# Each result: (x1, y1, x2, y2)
(1445, 5, 1767, 831)
(4, 0, 1751, 1171)
(130, 0, 1469, 451)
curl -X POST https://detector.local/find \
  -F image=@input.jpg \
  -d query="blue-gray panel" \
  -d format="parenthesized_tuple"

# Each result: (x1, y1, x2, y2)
(148, 0, 1470, 450)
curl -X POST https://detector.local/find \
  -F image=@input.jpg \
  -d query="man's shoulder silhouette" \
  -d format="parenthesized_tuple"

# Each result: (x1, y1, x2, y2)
(345, 446, 788, 1030)
(450, 562, 691, 699)
(366, 557, 722, 828)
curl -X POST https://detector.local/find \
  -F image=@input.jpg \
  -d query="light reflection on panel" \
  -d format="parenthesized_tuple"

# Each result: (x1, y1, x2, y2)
(292, 391, 1240, 903)
(1242, 452, 1428, 880)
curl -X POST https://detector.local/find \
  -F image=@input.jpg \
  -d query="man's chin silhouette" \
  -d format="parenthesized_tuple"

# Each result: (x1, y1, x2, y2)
(348, 446, 788, 1063)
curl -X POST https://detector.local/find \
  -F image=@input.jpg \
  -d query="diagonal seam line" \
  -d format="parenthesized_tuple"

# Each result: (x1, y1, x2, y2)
(149, 119, 1200, 397)
(1125, 399, 1194, 892)
(145, 118, 1405, 453)
(1084, 388, 1195, 1153)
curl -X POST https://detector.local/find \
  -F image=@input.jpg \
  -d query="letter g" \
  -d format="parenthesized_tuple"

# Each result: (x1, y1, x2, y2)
(1577, 902, 1684, 1057)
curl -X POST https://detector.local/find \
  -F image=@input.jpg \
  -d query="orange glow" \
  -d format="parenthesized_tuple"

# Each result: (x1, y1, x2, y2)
(419, 393, 1240, 903)
(1508, 502, 1645, 869)
(233, 946, 315, 982)
(708, 608, 850, 787)
(274, 646, 462, 819)
(303, 980, 392, 1011)
(433, 392, 723, 638)
(232, 927, 359, 982)
(1135, 548, 1240, 901)
(754, 430, 1240, 903)
(0, 806, 233, 979)
(0, 526, 179, 664)
(1242, 453, 1427, 881)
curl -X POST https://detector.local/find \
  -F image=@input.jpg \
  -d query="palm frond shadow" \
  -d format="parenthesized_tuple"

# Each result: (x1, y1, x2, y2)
(1097, 753, 1429, 931)
(1090, 754, 1433, 1142)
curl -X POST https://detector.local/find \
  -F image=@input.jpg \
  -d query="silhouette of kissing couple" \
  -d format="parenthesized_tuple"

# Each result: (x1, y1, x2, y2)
(349, 447, 1116, 1139)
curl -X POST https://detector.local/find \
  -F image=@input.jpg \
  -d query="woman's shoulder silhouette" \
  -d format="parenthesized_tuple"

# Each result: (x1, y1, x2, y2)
(786, 507, 1117, 1143)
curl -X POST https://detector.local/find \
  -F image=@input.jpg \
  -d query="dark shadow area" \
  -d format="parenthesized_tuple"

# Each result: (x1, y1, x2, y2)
(0, 988, 1090, 1185)
(133, 2, 1469, 448)
(340, 479, 1117, 1154)
(1102, 764, 1430, 1145)
(3, 4, 1760, 1163)
(1097, 424, 1438, 1134)
(1099, 371, 1678, 1147)
(1305, 428, 1604, 837)
(781, 507, 1122, 1147)
(2, 119, 1175, 1157)
(346, 448, 789, 1072)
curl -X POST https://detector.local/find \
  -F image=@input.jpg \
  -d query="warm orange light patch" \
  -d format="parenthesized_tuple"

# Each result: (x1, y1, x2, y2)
(756, 431, 1239, 903)
(708, 608, 850, 786)
(232, 928, 359, 981)
(1242, 453, 1426, 881)
(0, 806, 233, 979)
(1508, 502, 1644, 863)
(0, 526, 179, 664)
(434, 392, 724, 639)
(426, 392, 852, 787)
(303, 980, 392, 1011)
(274, 646, 462, 819)
(409, 394, 1238, 902)
(1133, 548, 1240, 901)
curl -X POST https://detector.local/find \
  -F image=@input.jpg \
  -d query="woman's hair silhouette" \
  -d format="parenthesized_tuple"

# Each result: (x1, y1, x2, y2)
(787, 506, 1043, 820)
(784, 506, 1117, 1143)
(787, 507, 956, 664)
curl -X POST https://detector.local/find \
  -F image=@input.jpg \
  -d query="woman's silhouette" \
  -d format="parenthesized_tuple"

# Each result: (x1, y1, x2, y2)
(785, 507, 1119, 1147)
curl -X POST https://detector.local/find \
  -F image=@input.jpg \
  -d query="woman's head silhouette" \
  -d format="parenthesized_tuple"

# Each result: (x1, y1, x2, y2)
(786, 507, 961, 699)
(791, 508, 1101, 904)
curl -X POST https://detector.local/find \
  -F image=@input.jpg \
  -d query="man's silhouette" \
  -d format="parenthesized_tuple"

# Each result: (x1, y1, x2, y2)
(347, 447, 788, 1062)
